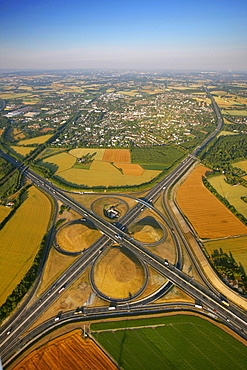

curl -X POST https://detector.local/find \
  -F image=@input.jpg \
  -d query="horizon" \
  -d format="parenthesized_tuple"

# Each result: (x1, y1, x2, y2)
(1, 0, 247, 71)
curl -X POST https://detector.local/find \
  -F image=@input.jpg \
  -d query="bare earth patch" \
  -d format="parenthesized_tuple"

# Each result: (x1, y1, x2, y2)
(93, 247, 145, 299)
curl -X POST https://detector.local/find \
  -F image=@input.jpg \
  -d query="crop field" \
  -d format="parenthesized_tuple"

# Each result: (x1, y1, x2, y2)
(56, 167, 161, 187)
(56, 221, 101, 252)
(223, 109, 247, 116)
(10, 146, 33, 157)
(18, 134, 53, 145)
(93, 246, 145, 299)
(176, 165, 247, 239)
(217, 131, 238, 137)
(208, 174, 247, 218)
(102, 148, 131, 163)
(0, 186, 51, 305)
(92, 315, 247, 370)
(114, 163, 144, 176)
(90, 160, 121, 173)
(0, 205, 11, 223)
(12, 330, 117, 370)
(0, 92, 31, 99)
(204, 236, 247, 272)
(128, 217, 164, 244)
(234, 160, 247, 172)
(39, 152, 76, 174)
(69, 148, 105, 160)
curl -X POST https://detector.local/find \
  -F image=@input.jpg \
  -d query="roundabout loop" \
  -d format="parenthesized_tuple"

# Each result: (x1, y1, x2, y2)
(54, 218, 97, 256)
(90, 246, 149, 303)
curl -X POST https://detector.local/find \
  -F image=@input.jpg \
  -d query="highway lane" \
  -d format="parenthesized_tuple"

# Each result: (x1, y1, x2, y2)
(2, 301, 223, 367)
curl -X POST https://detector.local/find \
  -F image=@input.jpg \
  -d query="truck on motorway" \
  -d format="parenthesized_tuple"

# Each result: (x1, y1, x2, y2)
(195, 304, 203, 309)
(58, 285, 66, 294)
(108, 306, 116, 310)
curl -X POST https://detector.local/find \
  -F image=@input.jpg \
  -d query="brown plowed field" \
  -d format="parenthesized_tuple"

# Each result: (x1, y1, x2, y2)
(114, 162, 144, 175)
(102, 148, 131, 163)
(13, 330, 117, 370)
(176, 165, 247, 239)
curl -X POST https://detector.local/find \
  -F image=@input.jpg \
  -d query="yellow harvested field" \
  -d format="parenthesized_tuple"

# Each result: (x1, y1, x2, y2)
(10, 146, 33, 156)
(0, 92, 31, 99)
(18, 134, 53, 145)
(114, 162, 144, 176)
(90, 160, 120, 173)
(41, 152, 76, 173)
(234, 160, 247, 172)
(56, 222, 101, 252)
(94, 247, 145, 299)
(57, 168, 161, 187)
(0, 205, 11, 223)
(12, 330, 117, 370)
(176, 165, 247, 239)
(68, 148, 105, 160)
(0, 186, 51, 305)
(102, 148, 131, 163)
(217, 131, 238, 137)
(204, 236, 247, 272)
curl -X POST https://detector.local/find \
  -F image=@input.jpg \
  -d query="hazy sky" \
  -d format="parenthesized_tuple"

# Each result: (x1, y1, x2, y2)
(0, 0, 246, 71)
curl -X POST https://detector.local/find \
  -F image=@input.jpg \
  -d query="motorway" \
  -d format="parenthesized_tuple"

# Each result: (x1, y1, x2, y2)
(1, 89, 247, 366)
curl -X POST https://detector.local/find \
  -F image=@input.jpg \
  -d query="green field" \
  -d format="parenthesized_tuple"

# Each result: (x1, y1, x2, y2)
(92, 315, 247, 370)
(208, 175, 247, 218)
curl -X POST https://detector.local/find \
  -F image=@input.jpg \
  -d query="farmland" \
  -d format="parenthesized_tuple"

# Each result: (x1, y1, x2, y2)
(17, 134, 53, 146)
(12, 330, 117, 370)
(208, 174, 247, 218)
(0, 204, 11, 223)
(176, 165, 247, 239)
(93, 246, 146, 299)
(38, 152, 76, 174)
(102, 148, 131, 163)
(56, 166, 161, 187)
(69, 148, 105, 161)
(37, 148, 162, 187)
(0, 186, 51, 305)
(91, 315, 247, 370)
(204, 236, 247, 272)
(9, 146, 34, 157)
(234, 160, 247, 172)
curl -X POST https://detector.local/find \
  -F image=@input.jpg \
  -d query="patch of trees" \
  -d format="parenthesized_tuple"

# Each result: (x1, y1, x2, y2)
(0, 235, 47, 324)
(200, 134, 247, 169)
(0, 171, 22, 200)
(202, 176, 247, 226)
(131, 145, 184, 165)
(0, 157, 14, 180)
(211, 249, 247, 294)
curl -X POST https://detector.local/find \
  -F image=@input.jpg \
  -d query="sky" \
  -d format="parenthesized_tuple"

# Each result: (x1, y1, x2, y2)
(0, 0, 247, 71)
